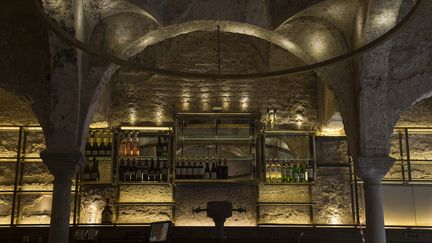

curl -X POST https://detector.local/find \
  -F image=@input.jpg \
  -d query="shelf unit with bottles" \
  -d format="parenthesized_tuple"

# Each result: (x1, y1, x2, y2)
(174, 113, 260, 184)
(261, 130, 316, 185)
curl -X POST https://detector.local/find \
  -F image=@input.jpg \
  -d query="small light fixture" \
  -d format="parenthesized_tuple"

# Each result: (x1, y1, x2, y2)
(266, 107, 277, 129)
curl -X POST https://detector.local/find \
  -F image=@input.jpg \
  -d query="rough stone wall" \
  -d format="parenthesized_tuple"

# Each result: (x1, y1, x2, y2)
(315, 137, 349, 164)
(175, 185, 257, 226)
(79, 185, 116, 224)
(0, 194, 12, 224)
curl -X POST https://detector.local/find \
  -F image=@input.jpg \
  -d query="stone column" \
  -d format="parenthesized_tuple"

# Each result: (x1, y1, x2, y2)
(357, 156, 395, 243)
(41, 150, 83, 243)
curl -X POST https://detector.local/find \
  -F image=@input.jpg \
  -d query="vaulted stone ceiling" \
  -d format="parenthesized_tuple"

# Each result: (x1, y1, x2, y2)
(1, 0, 432, 130)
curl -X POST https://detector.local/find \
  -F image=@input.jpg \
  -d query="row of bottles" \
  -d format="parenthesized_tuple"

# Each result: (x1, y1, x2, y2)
(84, 131, 113, 156)
(118, 158, 169, 182)
(82, 158, 100, 181)
(265, 159, 314, 183)
(175, 158, 229, 180)
(119, 132, 169, 157)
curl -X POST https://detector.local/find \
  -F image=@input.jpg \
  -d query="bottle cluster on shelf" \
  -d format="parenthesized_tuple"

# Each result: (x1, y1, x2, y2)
(118, 158, 169, 182)
(265, 159, 314, 183)
(81, 158, 101, 181)
(101, 198, 113, 224)
(85, 131, 113, 156)
(175, 157, 229, 180)
(119, 131, 169, 157)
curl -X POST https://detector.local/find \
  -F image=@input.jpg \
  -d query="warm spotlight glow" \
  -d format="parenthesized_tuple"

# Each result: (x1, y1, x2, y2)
(87, 204, 98, 224)
(330, 215, 341, 225)
(128, 105, 137, 124)
(373, 10, 397, 28)
(89, 122, 109, 129)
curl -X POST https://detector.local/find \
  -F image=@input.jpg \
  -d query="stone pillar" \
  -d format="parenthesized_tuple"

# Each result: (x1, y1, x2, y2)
(357, 156, 395, 243)
(41, 150, 83, 243)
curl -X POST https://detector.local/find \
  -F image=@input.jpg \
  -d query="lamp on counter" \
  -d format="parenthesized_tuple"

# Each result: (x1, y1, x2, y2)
(266, 107, 277, 129)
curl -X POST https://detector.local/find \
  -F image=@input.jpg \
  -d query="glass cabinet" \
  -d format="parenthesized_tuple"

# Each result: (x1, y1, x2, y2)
(262, 131, 316, 184)
(174, 113, 260, 183)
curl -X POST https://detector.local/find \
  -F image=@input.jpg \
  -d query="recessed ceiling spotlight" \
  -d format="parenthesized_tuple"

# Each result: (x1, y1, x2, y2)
(212, 106, 223, 112)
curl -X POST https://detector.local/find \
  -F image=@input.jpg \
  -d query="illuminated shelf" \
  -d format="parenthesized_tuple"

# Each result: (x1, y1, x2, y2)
(262, 182, 315, 186)
(116, 202, 174, 206)
(79, 181, 113, 185)
(118, 156, 168, 160)
(264, 158, 314, 161)
(117, 181, 170, 185)
(257, 202, 315, 206)
(175, 156, 253, 161)
(179, 136, 254, 142)
(174, 179, 258, 185)
(84, 156, 112, 160)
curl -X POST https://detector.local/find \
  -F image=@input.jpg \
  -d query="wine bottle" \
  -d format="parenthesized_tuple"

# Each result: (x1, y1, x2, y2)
(99, 132, 106, 156)
(105, 132, 112, 156)
(299, 163, 306, 182)
(203, 162, 210, 179)
(143, 159, 149, 181)
(292, 163, 300, 182)
(198, 161, 204, 179)
(155, 159, 161, 181)
(124, 159, 131, 181)
(127, 132, 133, 156)
(216, 158, 223, 179)
(101, 198, 113, 224)
(156, 136, 163, 157)
(276, 160, 282, 182)
(192, 160, 198, 179)
(118, 159, 125, 182)
(85, 134, 92, 156)
(132, 132, 140, 156)
(162, 160, 169, 181)
(90, 158, 99, 181)
(136, 159, 143, 181)
(175, 159, 181, 179)
(210, 161, 217, 179)
(162, 137, 168, 157)
(265, 159, 271, 182)
(222, 158, 229, 179)
(287, 163, 293, 182)
(82, 159, 91, 181)
(149, 159, 155, 181)
(181, 159, 187, 180)
(91, 133, 99, 156)
(281, 162, 287, 182)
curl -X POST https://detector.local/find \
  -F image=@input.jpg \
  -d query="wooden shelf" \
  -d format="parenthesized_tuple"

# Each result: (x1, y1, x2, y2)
(262, 182, 315, 186)
(117, 181, 170, 185)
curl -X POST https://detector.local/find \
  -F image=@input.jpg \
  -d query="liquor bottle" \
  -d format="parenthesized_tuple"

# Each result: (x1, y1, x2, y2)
(118, 159, 125, 182)
(203, 162, 211, 179)
(136, 160, 143, 181)
(105, 132, 112, 156)
(181, 159, 187, 180)
(155, 159, 161, 181)
(143, 159, 149, 181)
(265, 159, 271, 182)
(276, 160, 282, 182)
(175, 159, 181, 179)
(270, 160, 277, 182)
(162, 137, 168, 157)
(198, 161, 205, 179)
(85, 134, 92, 156)
(216, 158, 223, 179)
(127, 132, 133, 156)
(132, 132, 140, 156)
(156, 136, 163, 157)
(281, 162, 287, 182)
(186, 159, 193, 179)
(124, 159, 131, 181)
(82, 160, 91, 181)
(222, 158, 229, 179)
(119, 134, 127, 156)
(292, 163, 300, 182)
(91, 133, 99, 156)
(307, 161, 314, 182)
(162, 160, 169, 181)
(99, 132, 106, 156)
(192, 160, 198, 179)
(210, 161, 217, 179)
(90, 158, 100, 181)
(149, 159, 155, 181)
(101, 198, 113, 224)
(287, 163, 293, 182)
(131, 159, 137, 181)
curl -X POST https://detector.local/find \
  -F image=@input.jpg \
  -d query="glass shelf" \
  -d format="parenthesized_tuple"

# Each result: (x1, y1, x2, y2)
(118, 156, 168, 160)
(117, 181, 170, 185)
(174, 179, 259, 185)
(115, 202, 174, 206)
(262, 182, 315, 186)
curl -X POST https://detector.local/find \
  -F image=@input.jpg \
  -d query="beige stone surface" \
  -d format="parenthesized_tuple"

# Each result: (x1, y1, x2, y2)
(117, 205, 172, 224)
(119, 184, 173, 203)
(259, 205, 311, 224)
(259, 184, 310, 203)
(175, 185, 256, 226)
